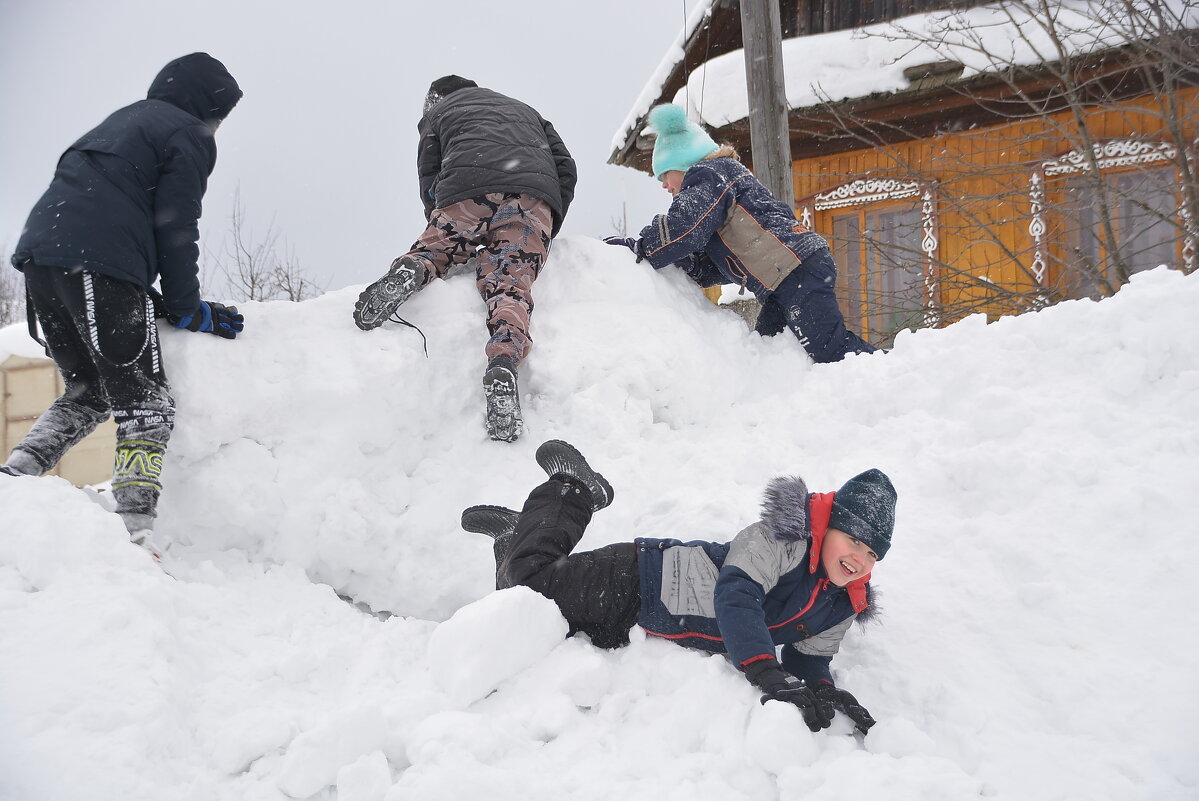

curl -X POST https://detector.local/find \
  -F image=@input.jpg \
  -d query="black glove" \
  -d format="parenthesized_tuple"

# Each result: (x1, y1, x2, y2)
(811, 680, 877, 734)
(743, 658, 832, 733)
(174, 300, 244, 339)
(602, 235, 645, 263)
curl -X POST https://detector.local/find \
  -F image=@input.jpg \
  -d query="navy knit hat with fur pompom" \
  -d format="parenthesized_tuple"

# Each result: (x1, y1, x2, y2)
(648, 103, 718, 179)
(829, 469, 897, 560)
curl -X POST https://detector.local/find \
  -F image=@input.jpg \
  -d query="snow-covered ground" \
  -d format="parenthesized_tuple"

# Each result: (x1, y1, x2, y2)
(2, 237, 1197, 800)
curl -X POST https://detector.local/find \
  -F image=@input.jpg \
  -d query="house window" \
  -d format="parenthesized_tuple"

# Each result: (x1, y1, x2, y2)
(1058, 166, 1179, 298)
(1034, 140, 1191, 300)
(809, 179, 938, 348)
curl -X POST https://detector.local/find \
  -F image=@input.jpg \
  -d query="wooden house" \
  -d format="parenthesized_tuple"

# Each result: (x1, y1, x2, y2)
(610, 0, 1199, 346)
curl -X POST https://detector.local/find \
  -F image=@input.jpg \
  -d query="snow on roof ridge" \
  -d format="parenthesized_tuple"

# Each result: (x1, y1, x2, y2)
(614, 0, 1199, 147)
(610, 0, 715, 157)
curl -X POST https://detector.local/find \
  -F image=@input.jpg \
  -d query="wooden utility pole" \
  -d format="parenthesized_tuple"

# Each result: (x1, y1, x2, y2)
(739, 0, 795, 209)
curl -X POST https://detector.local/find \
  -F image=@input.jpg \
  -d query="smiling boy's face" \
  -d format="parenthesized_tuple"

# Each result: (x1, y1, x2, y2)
(821, 527, 878, 587)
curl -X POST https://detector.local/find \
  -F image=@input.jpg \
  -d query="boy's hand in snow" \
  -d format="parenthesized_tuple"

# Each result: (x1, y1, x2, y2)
(602, 235, 644, 262)
(743, 658, 832, 733)
(173, 300, 244, 339)
(811, 681, 877, 734)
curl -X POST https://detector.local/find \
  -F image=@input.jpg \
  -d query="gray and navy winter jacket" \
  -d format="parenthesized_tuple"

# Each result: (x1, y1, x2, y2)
(638, 157, 828, 299)
(635, 476, 873, 685)
(417, 87, 577, 236)
(12, 53, 241, 319)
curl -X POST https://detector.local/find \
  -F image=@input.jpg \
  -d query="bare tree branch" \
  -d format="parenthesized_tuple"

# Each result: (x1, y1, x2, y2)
(202, 187, 327, 303)
(0, 247, 22, 328)
(793, 0, 1198, 346)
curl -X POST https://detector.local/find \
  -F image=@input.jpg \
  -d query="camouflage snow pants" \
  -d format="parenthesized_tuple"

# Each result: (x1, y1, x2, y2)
(14, 266, 174, 529)
(403, 192, 553, 366)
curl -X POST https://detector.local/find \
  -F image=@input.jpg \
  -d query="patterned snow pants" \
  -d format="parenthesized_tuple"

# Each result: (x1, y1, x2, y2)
(15, 265, 174, 527)
(403, 192, 553, 366)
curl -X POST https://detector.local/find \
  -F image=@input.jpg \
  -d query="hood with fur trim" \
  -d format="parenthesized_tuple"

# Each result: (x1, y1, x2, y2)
(761, 475, 811, 542)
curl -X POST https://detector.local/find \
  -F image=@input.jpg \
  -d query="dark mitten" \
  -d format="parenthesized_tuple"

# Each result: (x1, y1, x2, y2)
(812, 681, 877, 734)
(602, 235, 644, 262)
(743, 658, 832, 733)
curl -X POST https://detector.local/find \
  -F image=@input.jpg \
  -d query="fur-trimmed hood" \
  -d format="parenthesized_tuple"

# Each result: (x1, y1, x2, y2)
(761, 475, 811, 542)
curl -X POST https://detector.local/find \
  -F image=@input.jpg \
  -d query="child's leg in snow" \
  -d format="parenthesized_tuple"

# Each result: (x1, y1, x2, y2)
(773, 248, 878, 363)
(474, 193, 552, 367)
(501, 479, 640, 648)
(7, 267, 111, 474)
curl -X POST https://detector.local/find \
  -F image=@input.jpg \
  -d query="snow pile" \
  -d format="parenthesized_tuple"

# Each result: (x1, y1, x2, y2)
(2, 236, 1198, 800)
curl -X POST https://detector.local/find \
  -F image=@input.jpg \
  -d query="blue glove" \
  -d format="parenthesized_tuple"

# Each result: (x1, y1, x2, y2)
(603, 235, 644, 262)
(174, 300, 244, 339)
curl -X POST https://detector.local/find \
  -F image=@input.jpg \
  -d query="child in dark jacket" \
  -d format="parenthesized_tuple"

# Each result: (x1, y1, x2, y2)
(353, 75, 578, 444)
(604, 103, 875, 364)
(461, 439, 897, 735)
(1, 53, 245, 561)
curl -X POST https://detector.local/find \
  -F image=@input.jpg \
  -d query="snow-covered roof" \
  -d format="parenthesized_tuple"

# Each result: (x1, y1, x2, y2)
(612, 0, 1199, 154)
(610, 0, 715, 155)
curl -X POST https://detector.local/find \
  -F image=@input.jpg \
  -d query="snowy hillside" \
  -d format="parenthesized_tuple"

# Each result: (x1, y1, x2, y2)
(1, 237, 1197, 800)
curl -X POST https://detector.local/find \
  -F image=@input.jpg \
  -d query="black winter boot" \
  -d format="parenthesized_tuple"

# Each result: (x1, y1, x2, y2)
(461, 504, 520, 589)
(483, 356, 524, 443)
(534, 439, 614, 512)
(353, 256, 427, 331)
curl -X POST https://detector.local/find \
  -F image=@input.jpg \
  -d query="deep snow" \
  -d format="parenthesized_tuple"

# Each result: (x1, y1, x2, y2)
(1, 237, 1197, 800)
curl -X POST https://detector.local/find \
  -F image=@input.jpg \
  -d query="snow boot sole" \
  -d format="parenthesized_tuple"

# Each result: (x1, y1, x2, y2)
(353, 257, 425, 331)
(461, 504, 519, 589)
(534, 439, 614, 511)
(461, 504, 519, 539)
(484, 359, 524, 443)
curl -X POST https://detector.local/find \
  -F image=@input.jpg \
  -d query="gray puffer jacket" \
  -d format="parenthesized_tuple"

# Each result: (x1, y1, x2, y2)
(416, 87, 576, 235)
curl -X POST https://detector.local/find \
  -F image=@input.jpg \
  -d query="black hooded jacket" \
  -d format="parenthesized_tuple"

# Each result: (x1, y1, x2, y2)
(12, 53, 242, 318)
(417, 87, 576, 236)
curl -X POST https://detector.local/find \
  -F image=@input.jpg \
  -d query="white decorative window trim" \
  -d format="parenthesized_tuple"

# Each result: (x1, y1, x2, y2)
(1184, 150, 1198, 274)
(1028, 171, 1047, 284)
(921, 189, 940, 327)
(1182, 199, 1197, 274)
(1034, 138, 1195, 280)
(811, 177, 939, 324)
(1042, 139, 1176, 176)
(814, 178, 921, 210)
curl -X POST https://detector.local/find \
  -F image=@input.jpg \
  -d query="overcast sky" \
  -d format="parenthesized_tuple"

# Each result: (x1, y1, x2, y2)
(0, 0, 702, 293)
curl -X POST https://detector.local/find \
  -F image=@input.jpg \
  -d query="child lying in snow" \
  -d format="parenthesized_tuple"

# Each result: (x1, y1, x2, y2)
(461, 440, 897, 734)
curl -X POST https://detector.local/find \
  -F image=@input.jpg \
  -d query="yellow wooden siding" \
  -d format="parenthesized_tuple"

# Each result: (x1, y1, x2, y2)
(792, 88, 1199, 328)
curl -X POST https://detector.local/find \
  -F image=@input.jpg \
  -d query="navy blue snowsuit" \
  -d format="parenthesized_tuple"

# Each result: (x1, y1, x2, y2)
(638, 157, 876, 363)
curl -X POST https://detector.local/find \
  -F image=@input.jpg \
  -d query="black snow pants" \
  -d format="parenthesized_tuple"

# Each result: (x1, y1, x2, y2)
(15, 265, 174, 526)
(500, 479, 641, 648)
(755, 247, 878, 363)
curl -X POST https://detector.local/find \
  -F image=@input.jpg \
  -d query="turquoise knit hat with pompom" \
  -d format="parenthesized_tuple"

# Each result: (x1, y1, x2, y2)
(649, 104, 719, 179)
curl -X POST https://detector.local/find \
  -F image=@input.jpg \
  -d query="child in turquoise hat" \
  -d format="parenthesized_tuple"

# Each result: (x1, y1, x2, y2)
(606, 104, 875, 363)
